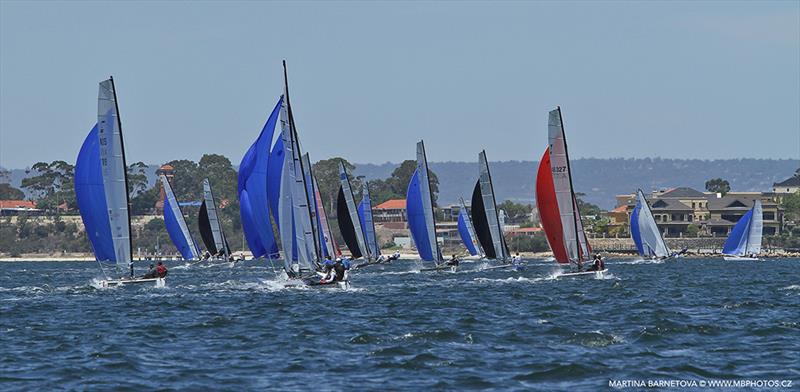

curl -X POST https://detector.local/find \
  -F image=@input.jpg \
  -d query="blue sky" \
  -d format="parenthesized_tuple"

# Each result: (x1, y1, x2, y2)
(1, 1, 798, 169)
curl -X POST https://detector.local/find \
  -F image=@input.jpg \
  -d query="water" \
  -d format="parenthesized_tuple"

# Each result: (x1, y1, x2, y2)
(1, 258, 798, 391)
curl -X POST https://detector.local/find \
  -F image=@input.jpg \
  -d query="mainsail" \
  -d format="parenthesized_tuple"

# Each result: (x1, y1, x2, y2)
(238, 96, 283, 259)
(722, 200, 763, 257)
(358, 182, 381, 260)
(75, 77, 132, 274)
(337, 162, 368, 259)
(457, 198, 483, 257)
(630, 189, 670, 258)
(475, 150, 507, 261)
(313, 174, 339, 258)
(161, 175, 200, 260)
(199, 178, 230, 258)
(406, 140, 441, 264)
(535, 107, 591, 266)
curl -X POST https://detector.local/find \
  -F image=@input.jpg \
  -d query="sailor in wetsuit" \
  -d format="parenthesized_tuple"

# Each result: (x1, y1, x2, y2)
(333, 259, 346, 282)
(587, 254, 604, 271)
(143, 264, 157, 279)
(445, 254, 460, 267)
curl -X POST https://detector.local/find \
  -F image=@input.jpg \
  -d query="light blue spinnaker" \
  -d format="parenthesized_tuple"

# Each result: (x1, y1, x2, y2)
(457, 198, 482, 257)
(161, 175, 200, 260)
(722, 200, 762, 257)
(630, 189, 670, 258)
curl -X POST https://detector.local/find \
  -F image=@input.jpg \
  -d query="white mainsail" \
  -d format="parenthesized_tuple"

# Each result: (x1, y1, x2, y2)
(635, 189, 670, 258)
(97, 78, 132, 270)
(746, 200, 763, 255)
(478, 150, 506, 260)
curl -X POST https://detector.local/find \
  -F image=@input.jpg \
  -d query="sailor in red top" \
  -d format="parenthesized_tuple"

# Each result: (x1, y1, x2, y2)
(156, 262, 168, 278)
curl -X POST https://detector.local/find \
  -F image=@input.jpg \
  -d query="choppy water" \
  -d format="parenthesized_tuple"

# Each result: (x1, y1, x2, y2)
(1, 258, 798, 391)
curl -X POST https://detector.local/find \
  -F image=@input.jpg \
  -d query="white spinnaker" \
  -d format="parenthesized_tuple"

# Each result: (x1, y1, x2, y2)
(416, 141, 441, 263)
(547, 108, 580, 264)
(280, 99, 316, 270)
(478, 151, 506, 260)
(746, 200, 763, 255)
(203, 179, 227, 256)
(160, 175, 200, 259)
(97, 79, 131, 269)
(339, 162, 368, 259)
(635, 189, 670, 258)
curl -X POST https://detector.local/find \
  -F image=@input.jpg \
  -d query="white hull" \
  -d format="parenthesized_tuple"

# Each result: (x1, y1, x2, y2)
(100, 277, 166, 288)
(558, 269, 607, 278)
(723, 256, 760, 261)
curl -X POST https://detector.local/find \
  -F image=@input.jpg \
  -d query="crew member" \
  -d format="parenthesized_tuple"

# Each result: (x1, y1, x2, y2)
(445, 254, 460, 267)
(143, 264, 157, 279)
(156, 261, 168, 278)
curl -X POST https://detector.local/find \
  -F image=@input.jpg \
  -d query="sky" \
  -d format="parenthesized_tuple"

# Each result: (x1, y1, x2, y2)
(1, 1, 798, 170)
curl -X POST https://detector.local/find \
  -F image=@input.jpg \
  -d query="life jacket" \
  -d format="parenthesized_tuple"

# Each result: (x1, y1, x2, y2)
(156, 265, 168, 277)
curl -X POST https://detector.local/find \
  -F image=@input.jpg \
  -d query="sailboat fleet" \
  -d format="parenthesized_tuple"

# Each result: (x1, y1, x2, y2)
(73, 65, 768, 289)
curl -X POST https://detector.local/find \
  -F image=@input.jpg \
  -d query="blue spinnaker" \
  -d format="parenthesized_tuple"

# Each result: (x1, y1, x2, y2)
(630, 204, 644, 256)
(164, 193, 196, 260)
(240, 190, 267, 257)
(457, 208, 478, 256)
(238, 96, 283, 258)
(722, 209, 753, 256)
(406, 169, 434, 261)
(75, 124, 115, 263)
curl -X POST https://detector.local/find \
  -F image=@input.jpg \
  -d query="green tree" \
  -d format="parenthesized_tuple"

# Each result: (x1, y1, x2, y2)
(21, 161, 75, 212)
(685, 224, 700, 237)
(383, 160, 439, 205)
(574, 192, 602, 217)
(312, 157, 360, 214)
(781, 190, 800, 222)
(0, 183, 25, 200)
(497, 200, 532, 223)
(127, 162, 150, 197)
(705, 177, 730, 196)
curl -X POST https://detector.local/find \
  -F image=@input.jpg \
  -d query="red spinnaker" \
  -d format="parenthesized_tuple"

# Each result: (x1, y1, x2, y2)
(535, 148, 569, 263)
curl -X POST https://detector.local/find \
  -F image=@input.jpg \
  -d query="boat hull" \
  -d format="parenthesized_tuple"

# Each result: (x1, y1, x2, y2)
(558, 269, 607, 278)
(99, 277, 166, 288)
(723, 256, 760, 261)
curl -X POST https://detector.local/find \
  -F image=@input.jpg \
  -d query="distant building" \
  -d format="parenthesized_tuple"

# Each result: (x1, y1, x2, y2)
(608, 187, 783, 237)
(373, 199, 406, 224)
(0, 200, 41, 216)
(773, 174, 800, 195)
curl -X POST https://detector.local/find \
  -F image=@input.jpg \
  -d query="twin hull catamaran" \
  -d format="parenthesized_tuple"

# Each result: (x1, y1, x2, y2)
(535, 107, 604, 278)
(75, 78, 165, 287)
(722, 200, 763, 261)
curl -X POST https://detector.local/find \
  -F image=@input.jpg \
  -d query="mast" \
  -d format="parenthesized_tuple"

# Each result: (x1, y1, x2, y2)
(110, 76, 134, 265)
(418, 141, 441, 263)
(283, 60, 322, 266)
(557, 107, 584, 264)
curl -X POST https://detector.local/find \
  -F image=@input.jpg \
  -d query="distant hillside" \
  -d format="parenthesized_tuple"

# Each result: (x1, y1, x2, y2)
(352, 158, 799, 209)
(3, 158, 797, 209)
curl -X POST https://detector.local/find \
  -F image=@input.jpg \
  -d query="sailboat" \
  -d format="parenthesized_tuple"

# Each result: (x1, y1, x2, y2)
(75, 77, 164, 287)
(457, 197, 484, 258)
(406, 140, 445, 271)
(722, 200, 763, 261)
(630, 189, 671, 260)
(160, 175, 201, 261)
(535, 107, 603, 278)
(471, 150, 510, 266)
(198, 178, 231, 260)
(337, 161, 369, 261)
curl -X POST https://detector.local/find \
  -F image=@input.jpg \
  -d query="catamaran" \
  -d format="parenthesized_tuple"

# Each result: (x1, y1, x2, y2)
(630, 189, 672, 260)
(471, 150, 511, 268)
(198, 178, 231, 261)
(406, 140, 447, 271)
(722, 200, 763, 261)
(75, 77, 164, 287)
(161, 175, 201, 261)
(457, 197, 484, 258)
(535, 107, 604, 278)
